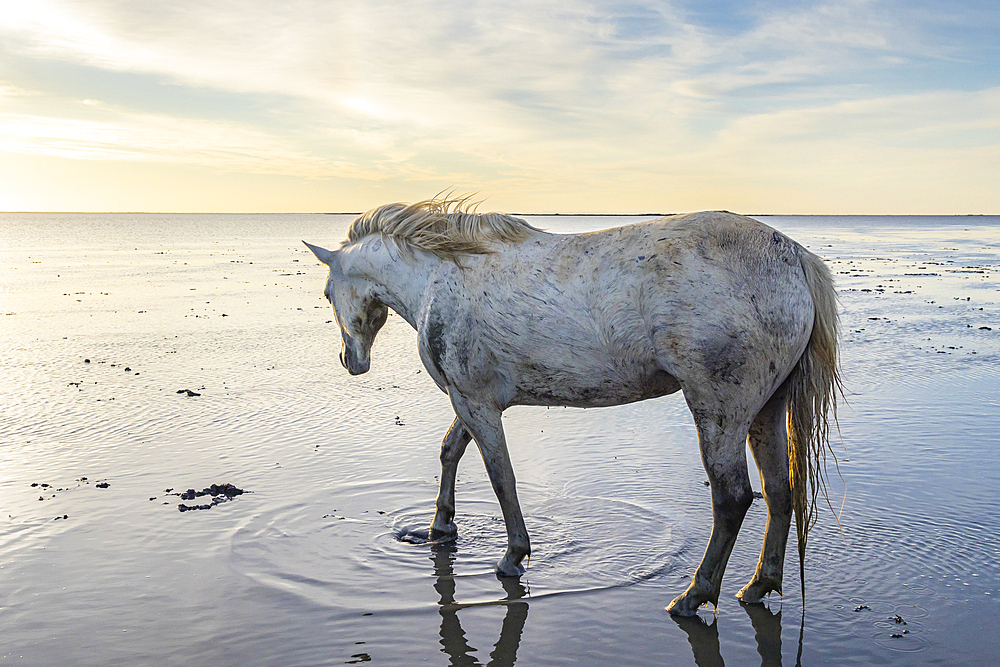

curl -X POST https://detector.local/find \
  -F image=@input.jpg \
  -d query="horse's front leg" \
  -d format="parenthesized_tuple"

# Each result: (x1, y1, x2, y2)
(430, 417, 472, 538)
(449, 394, 530, 577)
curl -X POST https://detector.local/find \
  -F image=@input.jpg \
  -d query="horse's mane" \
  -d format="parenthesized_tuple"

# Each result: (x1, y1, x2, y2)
(344, 195, 541, 261)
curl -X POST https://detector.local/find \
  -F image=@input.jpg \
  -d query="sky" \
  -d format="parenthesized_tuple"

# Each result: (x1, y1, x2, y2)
(1, 0, 998, 214)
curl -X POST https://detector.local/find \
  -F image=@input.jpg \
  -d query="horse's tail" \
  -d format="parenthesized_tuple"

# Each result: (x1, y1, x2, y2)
(787, 247, 842, 602)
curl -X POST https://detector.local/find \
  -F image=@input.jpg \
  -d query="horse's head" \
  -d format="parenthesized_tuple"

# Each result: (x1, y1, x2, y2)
(304, 241, 388, 375)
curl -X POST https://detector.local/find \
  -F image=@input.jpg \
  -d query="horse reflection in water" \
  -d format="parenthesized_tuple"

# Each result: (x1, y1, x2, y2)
(673, 604, 801, 667)
(430, 537, 799, 667)
(431, 542, 528, 667)
(306, 196, 840, 616)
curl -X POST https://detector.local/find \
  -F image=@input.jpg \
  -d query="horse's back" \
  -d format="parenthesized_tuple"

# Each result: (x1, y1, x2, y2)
(513, 211, 814, 341)
(437, 212, 816, 409)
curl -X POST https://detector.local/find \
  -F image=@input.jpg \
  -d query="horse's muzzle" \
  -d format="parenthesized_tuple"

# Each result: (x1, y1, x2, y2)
(340, 350, 370, 375)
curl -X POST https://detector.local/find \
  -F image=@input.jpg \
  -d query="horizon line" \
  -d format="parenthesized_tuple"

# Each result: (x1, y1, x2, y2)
(1, 211, 997, 217)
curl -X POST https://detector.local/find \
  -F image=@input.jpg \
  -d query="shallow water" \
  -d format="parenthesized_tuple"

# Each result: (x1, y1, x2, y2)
(1, 212, 999, 665)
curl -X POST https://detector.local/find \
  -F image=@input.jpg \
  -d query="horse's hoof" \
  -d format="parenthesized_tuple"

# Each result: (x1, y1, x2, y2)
(666, 588, 716, 617)
(666, 594, 701, 617)
(428, 523, 457, 540)
(495, 565, 525, 578)
(495, 557, 526, 578)
(736, 587, 763, 604)
(736, 579, 780, 604)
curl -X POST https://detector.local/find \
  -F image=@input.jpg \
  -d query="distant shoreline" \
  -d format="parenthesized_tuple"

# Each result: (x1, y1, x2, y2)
(0, 211, 996, 217)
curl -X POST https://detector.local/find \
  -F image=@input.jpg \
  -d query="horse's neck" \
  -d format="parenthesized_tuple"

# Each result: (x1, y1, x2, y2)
(359, 241, 443, 329)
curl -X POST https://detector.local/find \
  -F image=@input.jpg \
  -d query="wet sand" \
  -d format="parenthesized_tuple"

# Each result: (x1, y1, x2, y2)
(1, 212, 998, 665)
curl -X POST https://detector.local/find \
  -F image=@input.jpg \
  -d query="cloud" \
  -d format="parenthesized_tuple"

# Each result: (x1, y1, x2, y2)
(3, 1, 991, 130)
(1, 1, 998, 211)
(0, 106, 387, 180)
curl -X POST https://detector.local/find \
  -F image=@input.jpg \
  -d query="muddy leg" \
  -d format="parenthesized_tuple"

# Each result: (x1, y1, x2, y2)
(430, 417, 473, 538)
(738, 388, 792, 603)
(449, 395, 530, 577)
(667, 416, 753, 616)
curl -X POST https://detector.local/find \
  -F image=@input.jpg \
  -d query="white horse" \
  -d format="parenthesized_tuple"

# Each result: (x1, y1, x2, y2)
(305, 197, 840, 616)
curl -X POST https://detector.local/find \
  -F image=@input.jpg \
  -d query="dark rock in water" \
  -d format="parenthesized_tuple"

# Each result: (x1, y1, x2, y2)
(96, 482, 110, 488)
(178, 503, 213, 512)
(180, 483, 245, 500)
(175, 482, 248, 511)
(211, 483, 244, 498)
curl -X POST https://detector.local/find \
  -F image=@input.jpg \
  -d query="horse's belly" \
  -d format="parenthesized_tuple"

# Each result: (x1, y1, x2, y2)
(513, 367, 681, 408)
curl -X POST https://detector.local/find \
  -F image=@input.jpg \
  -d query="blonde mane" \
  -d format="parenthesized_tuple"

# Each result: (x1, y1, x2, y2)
(344, 195, 541, 261)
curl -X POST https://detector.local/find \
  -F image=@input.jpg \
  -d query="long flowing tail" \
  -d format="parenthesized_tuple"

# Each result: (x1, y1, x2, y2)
(786, 248, 842, 603)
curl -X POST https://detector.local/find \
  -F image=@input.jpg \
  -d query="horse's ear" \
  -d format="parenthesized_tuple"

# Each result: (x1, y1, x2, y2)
(303, 241, 336, 265)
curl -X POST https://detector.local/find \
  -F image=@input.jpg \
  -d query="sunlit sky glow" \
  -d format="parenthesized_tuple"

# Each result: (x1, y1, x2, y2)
(1, 0, 998, 213)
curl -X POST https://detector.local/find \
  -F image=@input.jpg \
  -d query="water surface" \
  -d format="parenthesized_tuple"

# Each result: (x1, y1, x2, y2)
(1, 213, 999, 665)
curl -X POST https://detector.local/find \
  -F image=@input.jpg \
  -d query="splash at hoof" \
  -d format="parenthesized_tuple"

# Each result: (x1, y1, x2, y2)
(394, 526, 457, 545)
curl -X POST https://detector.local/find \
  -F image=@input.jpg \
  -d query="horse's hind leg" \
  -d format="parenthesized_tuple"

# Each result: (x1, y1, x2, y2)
(667, 409, 754, 616)
(737, 388, 792, 603)
(430, 417, 472, 538)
